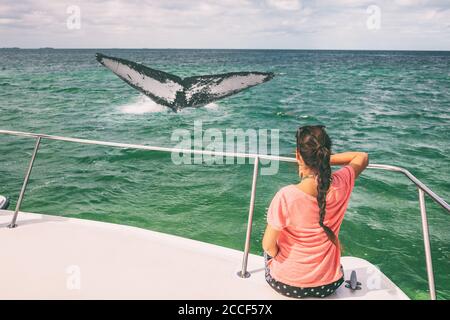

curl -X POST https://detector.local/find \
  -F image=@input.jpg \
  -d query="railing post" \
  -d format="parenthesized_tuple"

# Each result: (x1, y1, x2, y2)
(238, 156, 259, 278)
(418, 188, 437, 300)
(8, 136, 41, 228)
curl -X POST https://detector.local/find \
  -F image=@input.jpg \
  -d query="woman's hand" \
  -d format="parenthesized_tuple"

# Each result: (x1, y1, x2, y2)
(262, 224, 280, 258)
(330, 152, 369, 178)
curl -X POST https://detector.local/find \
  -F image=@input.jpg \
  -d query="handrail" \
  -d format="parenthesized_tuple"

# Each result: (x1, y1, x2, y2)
(0, 128, 449, 300)
(368, 164, 449, 213)
(1, 129, 448, 212)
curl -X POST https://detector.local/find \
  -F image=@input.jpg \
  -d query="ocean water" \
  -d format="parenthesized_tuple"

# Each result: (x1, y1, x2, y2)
(0, 49, 449, 299)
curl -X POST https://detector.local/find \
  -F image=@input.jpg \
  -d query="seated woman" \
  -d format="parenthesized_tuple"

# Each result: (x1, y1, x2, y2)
(262, 125, 369, 298)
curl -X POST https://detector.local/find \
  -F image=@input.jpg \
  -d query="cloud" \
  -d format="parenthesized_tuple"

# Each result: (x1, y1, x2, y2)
(0, 0, 448, 49)
(394, 0, 426, 6)
(266, 0, 302, 11)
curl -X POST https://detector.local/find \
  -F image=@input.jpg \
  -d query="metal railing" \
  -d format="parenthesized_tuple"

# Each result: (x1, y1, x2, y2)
(0, 128, 449, 300)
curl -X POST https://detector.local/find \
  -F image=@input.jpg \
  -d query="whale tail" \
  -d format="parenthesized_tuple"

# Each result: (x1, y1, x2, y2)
(96, 53, 274, 112)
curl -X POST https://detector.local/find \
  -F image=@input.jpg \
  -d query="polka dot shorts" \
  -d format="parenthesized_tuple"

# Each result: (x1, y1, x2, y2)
(264, 253, 344, 299)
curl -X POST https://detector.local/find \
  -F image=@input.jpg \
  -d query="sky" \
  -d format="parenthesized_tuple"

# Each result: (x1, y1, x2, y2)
(0, 0, 449, 50)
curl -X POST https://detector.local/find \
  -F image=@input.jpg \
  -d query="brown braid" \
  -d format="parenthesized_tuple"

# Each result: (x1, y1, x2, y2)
(296, 125, 338, 246)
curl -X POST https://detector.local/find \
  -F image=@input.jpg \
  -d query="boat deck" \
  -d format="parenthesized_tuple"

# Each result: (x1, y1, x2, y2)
(0, 210, 409, 299)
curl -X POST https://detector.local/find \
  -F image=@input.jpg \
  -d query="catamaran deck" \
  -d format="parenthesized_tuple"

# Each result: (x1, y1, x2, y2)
(0, 209, 409, 300)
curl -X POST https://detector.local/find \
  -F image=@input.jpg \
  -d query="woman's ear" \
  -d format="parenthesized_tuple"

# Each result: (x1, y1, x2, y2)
(296, 150, 304, 178)
(296, 150, 302, 163)
(296, 150, 303, 178)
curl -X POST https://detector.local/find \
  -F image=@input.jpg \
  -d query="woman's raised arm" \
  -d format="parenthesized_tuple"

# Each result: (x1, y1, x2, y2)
(330, 152, 369, 178)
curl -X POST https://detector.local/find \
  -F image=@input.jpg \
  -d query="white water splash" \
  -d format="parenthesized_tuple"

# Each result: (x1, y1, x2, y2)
(204, 102, 220, 110)
(119, 95, 169, 114)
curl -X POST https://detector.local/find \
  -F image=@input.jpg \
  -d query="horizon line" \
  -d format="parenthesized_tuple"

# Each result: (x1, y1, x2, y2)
(2, 47, 450, 52)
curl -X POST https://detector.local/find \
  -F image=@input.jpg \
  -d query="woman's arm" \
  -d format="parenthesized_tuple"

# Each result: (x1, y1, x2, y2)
(262, 224, 280, 257)
(330, 152, 369, 178)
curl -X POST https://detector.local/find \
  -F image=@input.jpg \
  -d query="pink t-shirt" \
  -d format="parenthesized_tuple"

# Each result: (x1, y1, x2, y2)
(267, 165, 355, 288)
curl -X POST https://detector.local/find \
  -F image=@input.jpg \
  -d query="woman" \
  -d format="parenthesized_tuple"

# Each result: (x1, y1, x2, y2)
(262, 125, 369, 298)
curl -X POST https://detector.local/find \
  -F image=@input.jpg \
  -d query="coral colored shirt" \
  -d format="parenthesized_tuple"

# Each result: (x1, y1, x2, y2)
(267, 165, 355, 288)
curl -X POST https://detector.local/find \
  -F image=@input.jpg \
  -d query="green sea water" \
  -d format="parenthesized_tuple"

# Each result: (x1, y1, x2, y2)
(0, 49, 449, 299)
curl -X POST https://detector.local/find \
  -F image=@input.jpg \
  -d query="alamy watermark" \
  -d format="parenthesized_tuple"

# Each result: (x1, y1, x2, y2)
(66, 264, 81, 290)
(171, 121, 280, 175)
(366, 265, 382, 290)
(366, 5, 381, 30)
(66, 5, 81, 30)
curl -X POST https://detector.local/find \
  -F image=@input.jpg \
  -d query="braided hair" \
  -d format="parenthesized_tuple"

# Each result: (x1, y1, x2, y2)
(296, 125, 338, 247)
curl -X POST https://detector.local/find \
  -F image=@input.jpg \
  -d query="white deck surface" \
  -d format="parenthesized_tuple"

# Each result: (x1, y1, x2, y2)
(0, 210, 409, 300)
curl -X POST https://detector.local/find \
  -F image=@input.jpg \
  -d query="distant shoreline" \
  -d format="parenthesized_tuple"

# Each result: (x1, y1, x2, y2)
(1, 47, 450, 53)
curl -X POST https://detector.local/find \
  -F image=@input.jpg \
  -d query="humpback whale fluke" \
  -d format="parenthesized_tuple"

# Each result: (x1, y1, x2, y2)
(96, 53, 274, 112)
